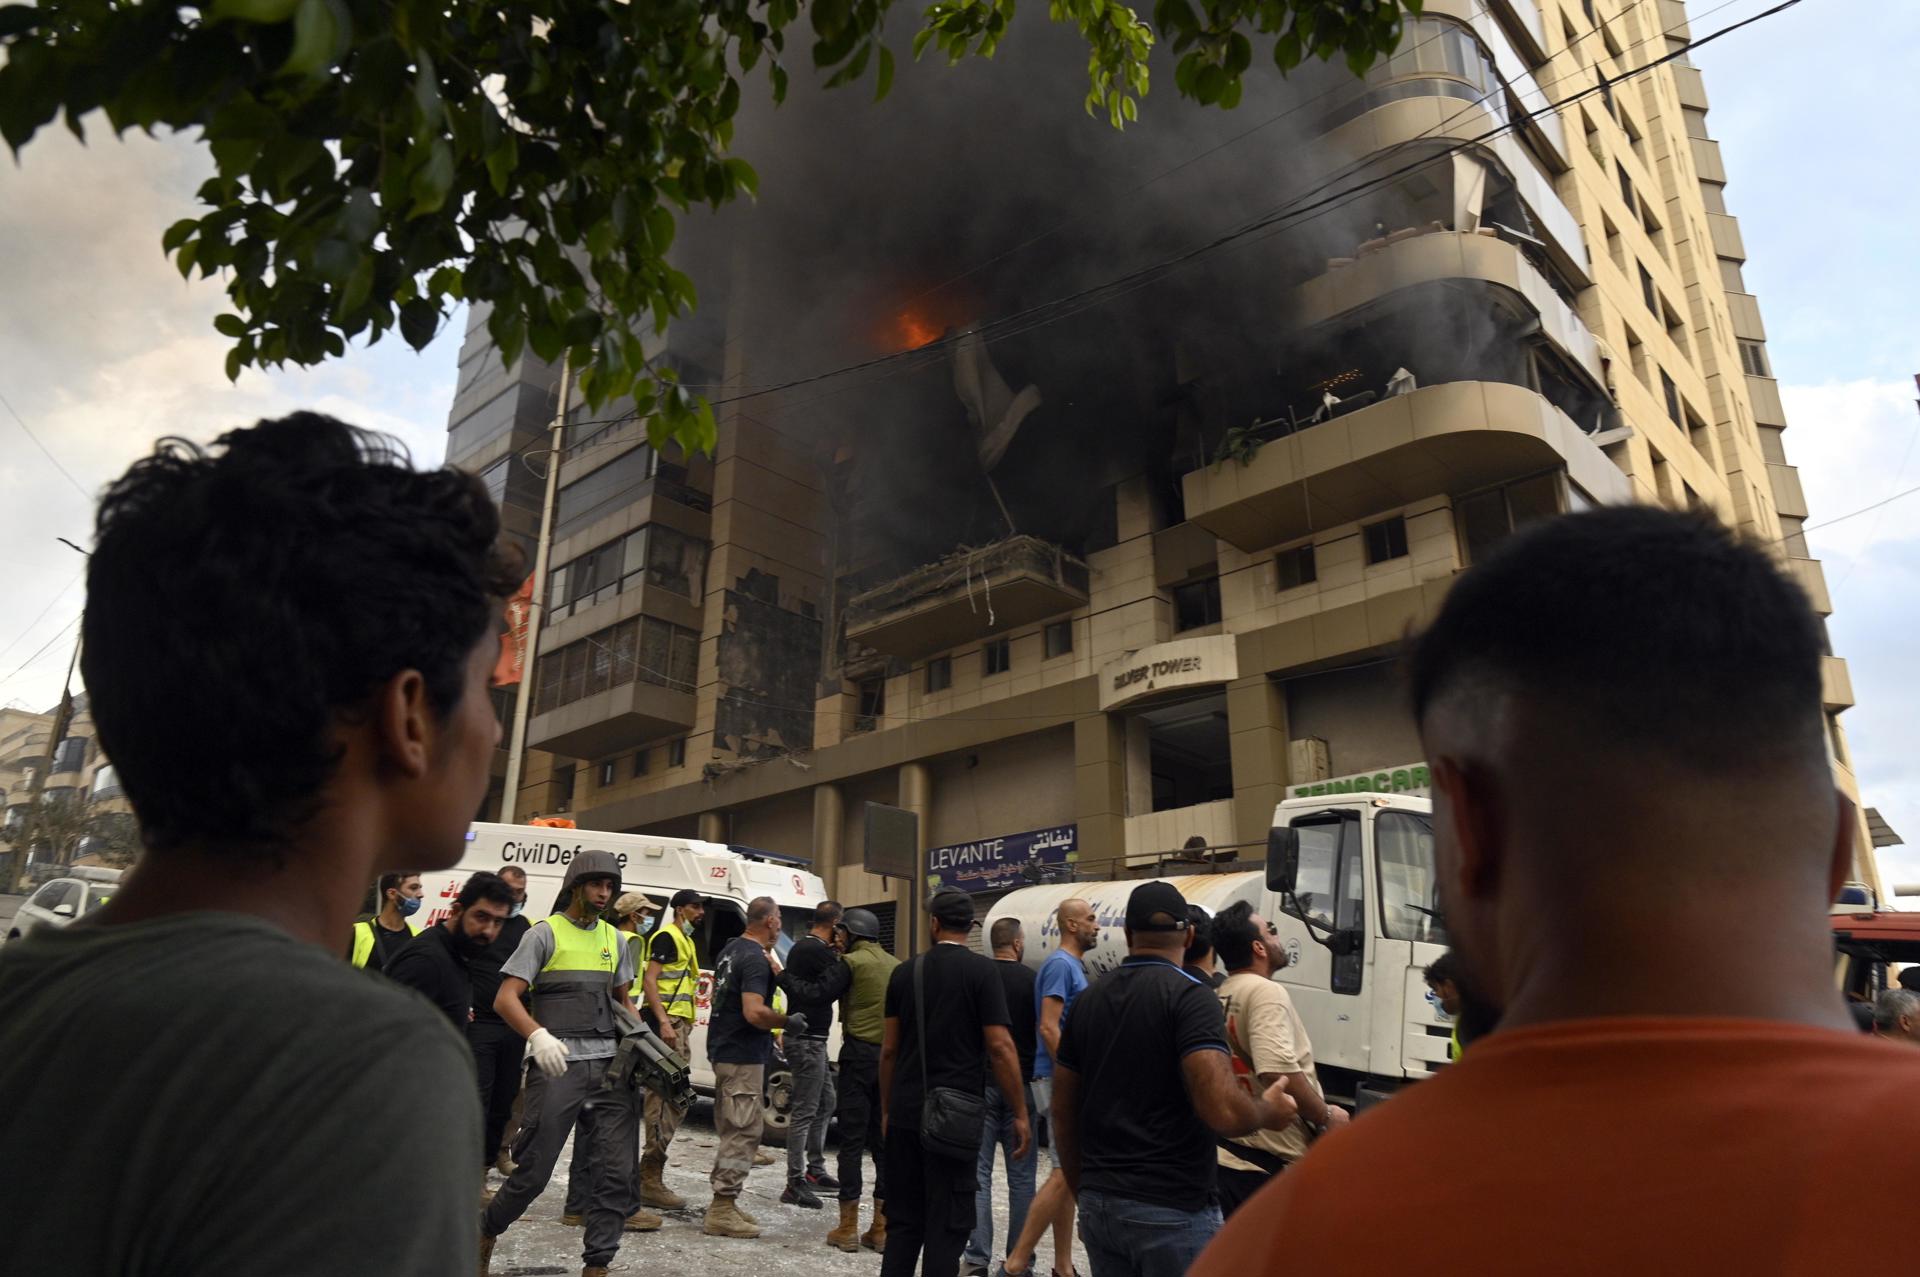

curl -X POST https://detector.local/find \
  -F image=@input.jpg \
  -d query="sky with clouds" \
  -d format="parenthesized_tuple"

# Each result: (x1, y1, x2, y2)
(1, 0, 1914, 886)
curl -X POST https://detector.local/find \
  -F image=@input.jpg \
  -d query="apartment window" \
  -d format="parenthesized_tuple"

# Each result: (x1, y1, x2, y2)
(854, 677, 885, 733)
(1638, 263, 1658, 316)
(1602, 216, 1623, 273)
(983, 637, 1011, 677)
(1686, 408, 1713, 467)
(1275, 543, 1317, 591)
(1664, 302, 1688, 356)
(532, 615, 700, 714)
(633, 749, 648, 777)
(553, 444, 658, 541)
(1172, 576, 1223, 631)
(1581, 110, 1604, 165)
(479, 456, 543, 511)
(1363, 516, 1409, 565)
(1562, 15, 1583, 64)
(1739, 340, 1771, 378)
(1044, 620, 1074, 659)
(1457, 474, 1562, 563)
(926, 656, 952, 693)
(667, 738, 687, 768)
(1626, 328, 1648, 387)
(599, 760, 617, 787)
(1616, 161, 1635, 214)
(1620, 110, 1644, 161)
(547, 524, 710, 621)
(1660, 370, 1681, 426)
(552, 764, 576, 810)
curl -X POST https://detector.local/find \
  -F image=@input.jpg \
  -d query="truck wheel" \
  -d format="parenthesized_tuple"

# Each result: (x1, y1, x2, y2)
(759, 1063, 793, 1148)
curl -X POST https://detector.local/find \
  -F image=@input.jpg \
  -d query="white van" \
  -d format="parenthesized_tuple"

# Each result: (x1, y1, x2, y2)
(418, 822, 838, 1140)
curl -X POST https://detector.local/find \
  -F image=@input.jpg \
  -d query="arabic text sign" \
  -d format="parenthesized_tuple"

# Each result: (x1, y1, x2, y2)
(926, 824, 1078, 891)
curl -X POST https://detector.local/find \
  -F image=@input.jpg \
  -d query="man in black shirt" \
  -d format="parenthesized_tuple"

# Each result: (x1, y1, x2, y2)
(1183, 904, 1224, 989)
(881, 890, 1029, 1277)
(778, 900, 850, 1208)
(469, 865, 533, 1172)
(704, 895, 805, 1239)
(964, 915, 1039, 1276)
(1053, 882, 1295, 1277)
(386, 872, 516, 1030)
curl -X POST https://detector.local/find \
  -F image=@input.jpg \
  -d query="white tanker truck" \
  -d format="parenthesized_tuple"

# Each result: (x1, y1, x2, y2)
(985, 794, 1452, 1106)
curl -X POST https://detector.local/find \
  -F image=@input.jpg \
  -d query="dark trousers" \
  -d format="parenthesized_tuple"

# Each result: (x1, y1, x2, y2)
(1215, 1162, 1280, 1219)
(483, 1058, 639, 1269)
(565, 1103, 641, 1217)
(469, 1018, 525, 1166)
(835, 1037, 887, 1202)
(879, 1123, 977, 1277)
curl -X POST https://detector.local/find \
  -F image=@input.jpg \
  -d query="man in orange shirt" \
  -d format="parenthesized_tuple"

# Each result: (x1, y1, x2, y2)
(1194, 506, 1920, 1277)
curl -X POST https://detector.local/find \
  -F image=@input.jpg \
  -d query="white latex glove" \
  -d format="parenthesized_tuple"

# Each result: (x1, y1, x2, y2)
(527, 1027, 571, 1078)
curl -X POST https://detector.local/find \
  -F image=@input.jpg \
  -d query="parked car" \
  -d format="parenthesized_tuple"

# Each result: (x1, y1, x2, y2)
(8, 874, 116, 941)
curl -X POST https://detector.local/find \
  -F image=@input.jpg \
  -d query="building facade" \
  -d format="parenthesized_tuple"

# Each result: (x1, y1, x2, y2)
(2, 696, 137, 874)
(448, 0, 1874, 943)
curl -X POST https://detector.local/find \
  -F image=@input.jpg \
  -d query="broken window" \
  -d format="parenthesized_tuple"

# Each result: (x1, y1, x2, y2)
(1458, 473, 1563, 564)
(1739, 341, 1771, 378)
(1044, 620, 1074, 659)
(1363, 516, 1409, 565)
(552, 764, 575, 811)
(1133, 691, 1233, 814)
(645, 524, 708, 598)
(667, 738, 687, 768)
(599, 760, 617, 787)
(633, 749, 648, 777)
(554, 445, 658, 542)
(1172, 576, 1222, 631)
(1276, 543, 1317, 591)
(984, 637, 1012, 677)
(854, 677, 885, 733)
(926, 656, 952, 693)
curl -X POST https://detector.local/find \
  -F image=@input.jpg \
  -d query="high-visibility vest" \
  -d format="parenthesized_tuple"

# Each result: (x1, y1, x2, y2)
(772, 985, 787, 1039)
(530, 913, 622, 1039)
(654, 921, 699, 1024)
(350, 917, 420, 970)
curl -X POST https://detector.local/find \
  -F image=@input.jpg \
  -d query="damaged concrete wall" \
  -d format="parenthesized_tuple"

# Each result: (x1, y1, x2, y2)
(1285, 663, 1424, 777)
(715, 567, 823, 758)
(925, 728, 1075, 850)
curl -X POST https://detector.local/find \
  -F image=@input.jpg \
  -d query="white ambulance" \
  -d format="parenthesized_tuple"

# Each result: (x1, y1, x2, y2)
(417, 821, 837, 1141)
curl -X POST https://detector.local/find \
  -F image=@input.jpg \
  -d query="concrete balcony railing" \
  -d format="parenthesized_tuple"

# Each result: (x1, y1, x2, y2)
(1768, 462, 1810, 520)
(1183, 381, 1631, 554)
(1789, 556, 1833, 616)
(1296, 230, 1604, 386)
(1673, 64, 1709, 111)
(1822, 655, 1855, 712)
(527, 680, 697, 761)
(845, 536, 1090, 660)
(1727, 292, 1766, 343)
(1708, 212, 1747, 262)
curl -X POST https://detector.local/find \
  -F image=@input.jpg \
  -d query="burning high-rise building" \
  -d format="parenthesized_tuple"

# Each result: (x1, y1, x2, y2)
(445, 0, 1873, 948)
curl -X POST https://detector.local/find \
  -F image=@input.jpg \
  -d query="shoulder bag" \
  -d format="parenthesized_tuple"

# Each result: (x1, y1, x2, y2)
(916, 948, 988, 1159)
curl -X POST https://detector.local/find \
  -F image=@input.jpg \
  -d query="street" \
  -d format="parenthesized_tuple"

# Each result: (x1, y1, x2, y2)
(486, 1105, 1083, 1276)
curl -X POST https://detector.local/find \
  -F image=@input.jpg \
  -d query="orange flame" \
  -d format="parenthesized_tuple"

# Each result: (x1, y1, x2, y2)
(893, 307, 942, 351)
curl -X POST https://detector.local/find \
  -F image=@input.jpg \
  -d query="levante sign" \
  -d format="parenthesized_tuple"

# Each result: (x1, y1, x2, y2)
(926, 825, 1079, 891)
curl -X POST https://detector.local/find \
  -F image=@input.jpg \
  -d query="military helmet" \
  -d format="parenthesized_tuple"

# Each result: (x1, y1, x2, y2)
(841, 907, 882, 942)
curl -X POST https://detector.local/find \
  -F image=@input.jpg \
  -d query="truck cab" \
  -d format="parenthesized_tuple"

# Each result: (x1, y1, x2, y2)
(1266, 794, 1452, 1104)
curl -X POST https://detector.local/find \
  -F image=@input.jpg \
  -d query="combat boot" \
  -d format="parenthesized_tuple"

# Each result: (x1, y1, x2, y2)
(703, 1196, 762, 1239)
(782, 1178, 824, 1209)
(639, 1162, 687, 1211)
(623, 1208, 664, 1232)
(559, 1212, 584, 1227)
(827, 1200, 861, 1252)
(583, 1268, 609, 1277)
(860, 1199, 887, 1252)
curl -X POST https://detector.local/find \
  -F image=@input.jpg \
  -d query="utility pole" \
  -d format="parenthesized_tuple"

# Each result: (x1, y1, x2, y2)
(5, 540, 87, 893)
(499, 354, 572, 824)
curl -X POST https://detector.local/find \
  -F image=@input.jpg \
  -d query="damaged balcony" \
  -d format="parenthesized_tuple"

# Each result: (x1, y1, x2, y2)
(844, 535, 1089, 659)
(1184, 381, 1629, 553)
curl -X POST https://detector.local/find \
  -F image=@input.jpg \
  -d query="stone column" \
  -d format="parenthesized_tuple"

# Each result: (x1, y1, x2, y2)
(811, 782, 844, 898)
(899, 761, 932, 957)
(698, 811, 726, 844)
(1227, 672, 1290, 856)
(1074, 712, 1128, 873)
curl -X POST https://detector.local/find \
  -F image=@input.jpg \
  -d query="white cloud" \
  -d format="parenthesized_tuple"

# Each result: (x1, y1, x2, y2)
(1781, 378, 1920, 900)
(0, 127, 462, 715)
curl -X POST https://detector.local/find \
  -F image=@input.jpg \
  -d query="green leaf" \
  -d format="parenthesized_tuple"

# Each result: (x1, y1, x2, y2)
(724, 157, 758, 199)
(338, 254, 374, 315)
(162, 218, 198, 253)
(209, 0, 301, 21)
(174, 240, 199, 280)
(875, 45, 895, 100)
(399, 299, 440, 350)
(224, 345, 246, 382)
(428, 264, 464, 302)
(412, 52, 444, 135)
(283, 0, 350, 80)
(213, 313, 248, 338)
(645, 206, 676, 255)
(484, 129, 517, 197)
(409, 138, 455, 217)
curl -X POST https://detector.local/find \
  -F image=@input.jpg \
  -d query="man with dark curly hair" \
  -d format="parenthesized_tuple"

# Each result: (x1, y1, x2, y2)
(0, 414, 521, 1275)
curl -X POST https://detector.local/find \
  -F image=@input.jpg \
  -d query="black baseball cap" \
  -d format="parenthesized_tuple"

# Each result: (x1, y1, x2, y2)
(1126, 881, 1189, 932)
(669, 888, 706, 909)
(929, 889, 976, 928)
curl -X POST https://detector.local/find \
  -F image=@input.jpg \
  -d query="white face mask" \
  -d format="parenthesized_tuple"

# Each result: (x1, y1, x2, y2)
(509, 901, 525, 918)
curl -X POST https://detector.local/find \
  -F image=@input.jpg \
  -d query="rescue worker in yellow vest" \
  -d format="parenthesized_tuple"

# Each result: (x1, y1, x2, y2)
(637, 888, 706, 1211)
(481, 851, 651, 1277)
(562, 891, 664, 1229)
(347, 872, 422, 973)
